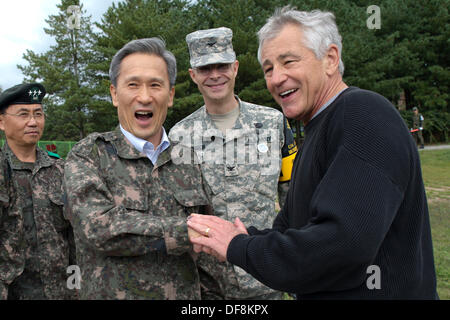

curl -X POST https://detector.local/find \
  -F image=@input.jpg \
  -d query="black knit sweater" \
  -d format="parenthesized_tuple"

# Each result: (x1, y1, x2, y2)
(227, 87, 438, 299)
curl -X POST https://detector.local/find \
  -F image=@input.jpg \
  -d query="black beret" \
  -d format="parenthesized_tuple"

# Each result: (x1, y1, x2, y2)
(0, 83, 46, 113)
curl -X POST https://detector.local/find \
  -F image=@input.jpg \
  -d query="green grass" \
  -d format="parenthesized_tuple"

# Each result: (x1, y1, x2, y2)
(420, 149, 450, 299)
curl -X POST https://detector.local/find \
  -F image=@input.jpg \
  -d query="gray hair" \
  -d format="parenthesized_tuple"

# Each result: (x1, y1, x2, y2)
(109, 37, 177, 87)
(257, 6, 345, 75)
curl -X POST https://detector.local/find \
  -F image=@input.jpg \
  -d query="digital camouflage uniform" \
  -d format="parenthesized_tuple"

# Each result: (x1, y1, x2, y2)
(64, 127, 210, 300)
(0, 142, 76, 300)
(170, 97, 296, 299)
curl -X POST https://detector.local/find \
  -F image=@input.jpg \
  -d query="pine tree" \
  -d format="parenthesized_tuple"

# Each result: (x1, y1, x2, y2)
(18, 0, 105, 140)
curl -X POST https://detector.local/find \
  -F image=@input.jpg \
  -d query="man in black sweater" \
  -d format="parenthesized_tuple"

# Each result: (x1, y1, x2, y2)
(187, 6, 438, 299)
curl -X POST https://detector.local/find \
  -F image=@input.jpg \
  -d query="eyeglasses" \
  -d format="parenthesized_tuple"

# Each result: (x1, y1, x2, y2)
(195, 63, 232, 75)
(3, 111, 45, 121)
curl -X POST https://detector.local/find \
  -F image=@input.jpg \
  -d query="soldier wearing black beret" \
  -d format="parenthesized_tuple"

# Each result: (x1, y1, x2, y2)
(0, 83, 46, 112)
(0, 83, 76, 300)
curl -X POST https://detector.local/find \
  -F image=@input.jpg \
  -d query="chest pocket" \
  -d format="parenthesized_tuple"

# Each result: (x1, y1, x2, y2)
(47, 182, 67, 231)
(173, 189, 210, 215)
(199, 162, 225, 196)
(97, 142, 149, 212)
(105, 173, 149, 213)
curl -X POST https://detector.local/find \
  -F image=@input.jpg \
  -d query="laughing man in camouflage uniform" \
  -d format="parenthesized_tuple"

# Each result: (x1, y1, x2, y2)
(0, 83, 75, 300)
(169, 27, 297, 299)
(64, 38, 211, 299)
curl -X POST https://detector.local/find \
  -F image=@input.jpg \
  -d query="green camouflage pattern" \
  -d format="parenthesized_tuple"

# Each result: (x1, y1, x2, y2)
(412, 113, 424, 129)
(169, 97, 287, 299)
(64, 127, 210, 300)
(0, 143, 76, 300)
(186, 27, 236, 68)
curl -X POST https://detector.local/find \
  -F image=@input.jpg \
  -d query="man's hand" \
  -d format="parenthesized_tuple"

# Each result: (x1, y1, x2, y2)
(187, 226, 204, 254)
(187, 214, 248, 262)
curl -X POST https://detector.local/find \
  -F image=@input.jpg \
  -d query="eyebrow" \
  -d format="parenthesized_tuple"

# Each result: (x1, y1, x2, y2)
(262, 52, 302, 67)
(279, 52, 301, 60)
(262, 59, 273, 68)
(125, 76, 165, 84)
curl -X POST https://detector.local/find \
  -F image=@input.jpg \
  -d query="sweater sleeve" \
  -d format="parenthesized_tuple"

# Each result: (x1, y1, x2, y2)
(227, 146, 404, 294)
(247, 197, 291, 236)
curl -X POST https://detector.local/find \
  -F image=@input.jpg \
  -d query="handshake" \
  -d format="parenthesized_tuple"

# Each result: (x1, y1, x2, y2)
(186, 214, 248, 262)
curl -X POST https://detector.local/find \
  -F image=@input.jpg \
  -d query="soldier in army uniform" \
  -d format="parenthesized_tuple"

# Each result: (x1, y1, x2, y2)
(64, 38, 210, 299)
(169, 27, 297, 300)
(411, 106, 425, 149)
(0, 83, 76, 299)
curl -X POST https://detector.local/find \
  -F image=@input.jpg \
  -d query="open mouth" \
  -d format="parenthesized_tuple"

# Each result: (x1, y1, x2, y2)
(279, 88, 298, 98)
(135, 111, 153, 120)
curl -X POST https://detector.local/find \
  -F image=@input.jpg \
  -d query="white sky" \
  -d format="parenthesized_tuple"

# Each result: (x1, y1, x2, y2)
(0, 0, 117, 90)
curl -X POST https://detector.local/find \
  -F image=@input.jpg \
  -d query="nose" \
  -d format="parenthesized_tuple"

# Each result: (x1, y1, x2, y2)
(208, 67, 222, 79)
(137, 85, 152, 105)
(270, 65, 288, 87)
(26, 115, 38, 126)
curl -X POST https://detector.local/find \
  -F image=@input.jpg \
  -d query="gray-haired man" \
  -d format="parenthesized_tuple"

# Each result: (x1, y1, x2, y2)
(188, 7, 438, 299)
(64, 38, 210, 299)
(170, 27, 297, 299)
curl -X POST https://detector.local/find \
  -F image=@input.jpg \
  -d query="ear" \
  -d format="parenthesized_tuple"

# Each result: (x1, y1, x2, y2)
(323, 44, 340, 76)
(110, 84, 118, 108)
(0, 114, 5, 131)
(232, 60, 239, 75)
(189, 68, 198, 85)
(167, 86, 175, 108)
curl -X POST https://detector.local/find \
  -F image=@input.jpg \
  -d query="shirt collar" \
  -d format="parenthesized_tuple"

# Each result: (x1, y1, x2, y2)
(311, 88, 348, 121)
(119, 125, 170, 159)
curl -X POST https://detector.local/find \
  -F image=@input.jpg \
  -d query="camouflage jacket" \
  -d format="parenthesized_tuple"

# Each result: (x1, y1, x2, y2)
(0, 143, 75, 300)
(169, 97, 291, 299)
(412, 113, 424, 129)
(64, 127, 210, 300)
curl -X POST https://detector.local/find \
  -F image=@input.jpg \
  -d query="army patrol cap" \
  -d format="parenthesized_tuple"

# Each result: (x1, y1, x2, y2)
(0, 83, 46, 113)
(186, 27, 236, 68)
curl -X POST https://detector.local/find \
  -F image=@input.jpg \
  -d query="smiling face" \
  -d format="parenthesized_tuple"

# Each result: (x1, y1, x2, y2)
(261, 23, 333, 122)
(0, 104, 45, 148)
(189, 61, 239, 107)
(110, 53, 175, 145)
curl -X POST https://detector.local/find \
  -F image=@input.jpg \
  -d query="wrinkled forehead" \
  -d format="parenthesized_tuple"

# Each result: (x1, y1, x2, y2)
(4, 103, 43, 113)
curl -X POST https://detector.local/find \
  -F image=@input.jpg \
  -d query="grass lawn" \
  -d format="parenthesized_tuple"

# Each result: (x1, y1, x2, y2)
(419, 148, 450, 299)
